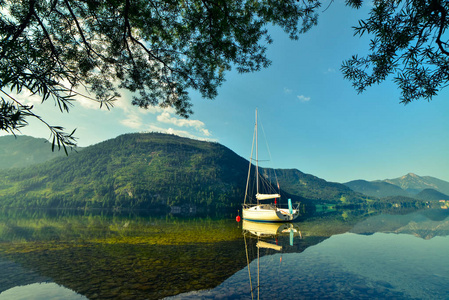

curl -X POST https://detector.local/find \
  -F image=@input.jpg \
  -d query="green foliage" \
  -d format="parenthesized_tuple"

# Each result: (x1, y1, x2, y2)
(378, 195, 425, 207)
(0, 0, 321, 148)
(268, 168, 369, 204)
(0, 133, 249, 210)
(342, 0, 449, 104)
(0, 210, 247, 299)
(416, 189, 449, 201)
(344, 179, 411, 198)
(2, 0, 448, 151)
(0, 133, 403, 210)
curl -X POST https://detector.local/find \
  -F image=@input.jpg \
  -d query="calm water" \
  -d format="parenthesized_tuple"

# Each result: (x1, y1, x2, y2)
(0, 208, 448, 299)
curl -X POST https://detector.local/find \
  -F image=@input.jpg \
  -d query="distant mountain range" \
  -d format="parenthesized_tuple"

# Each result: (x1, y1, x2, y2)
(382, 173, 449, 195)
(0, 134, 443, 209)
(344, 173, 449, 201)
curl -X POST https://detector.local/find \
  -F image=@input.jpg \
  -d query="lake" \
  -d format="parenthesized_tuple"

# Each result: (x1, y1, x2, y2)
(0, 207, 448, 299)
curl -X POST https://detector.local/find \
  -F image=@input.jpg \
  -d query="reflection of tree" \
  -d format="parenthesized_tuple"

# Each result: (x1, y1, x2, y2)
(0, 211, 251, 299)
(1, 240, 251, 299)
(0, 207, 439, 299)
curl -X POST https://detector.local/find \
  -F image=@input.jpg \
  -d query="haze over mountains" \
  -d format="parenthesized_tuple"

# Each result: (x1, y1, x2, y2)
(0, 135, 66, 169)
(383, 173, 449, 195)
(344, 173, 449, 201)
(0, 134, 447, 209)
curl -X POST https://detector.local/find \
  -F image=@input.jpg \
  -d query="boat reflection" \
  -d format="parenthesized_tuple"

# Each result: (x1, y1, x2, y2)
(243, 220, 301, 243)
(242, 221, 302, 299)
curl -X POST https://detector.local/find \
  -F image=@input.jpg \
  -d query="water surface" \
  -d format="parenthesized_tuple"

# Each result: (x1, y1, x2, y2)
(0, 208, 447, 299)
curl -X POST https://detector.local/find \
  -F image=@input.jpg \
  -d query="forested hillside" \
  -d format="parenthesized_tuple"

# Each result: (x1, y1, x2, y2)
(416, 189, 449, 201)
(0, 133, 376, 210)
(0, 133, 250, 209)
(344, 180, 411, 198)
(0, 135, 67, 169)
(270, 169, 369, 204)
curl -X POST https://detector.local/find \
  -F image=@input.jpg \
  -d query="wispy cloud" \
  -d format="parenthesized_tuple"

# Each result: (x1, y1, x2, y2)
(157, 111, 211, 136)
(116, 103, 212, 140)
(146, 124, 216, 142)
(158, 111, 202, 128)
(297, 95, 311, 102)
(325, 68, 336, 74)
(284, 87, 293, 94)
(120, 112, 143, 129)
(10, 87, 214, 142)
(77, 96, 104, 110)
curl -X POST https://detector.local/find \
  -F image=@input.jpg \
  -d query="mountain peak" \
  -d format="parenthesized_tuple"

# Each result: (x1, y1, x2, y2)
(383, 173, 449, 195)
(402, 172, 419, 179)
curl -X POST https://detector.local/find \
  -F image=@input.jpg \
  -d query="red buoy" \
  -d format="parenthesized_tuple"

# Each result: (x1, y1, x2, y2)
(236, 215, 241, 222)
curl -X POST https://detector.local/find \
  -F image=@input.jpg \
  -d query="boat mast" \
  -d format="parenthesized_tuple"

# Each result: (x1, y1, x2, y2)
(244, 115, 256, 205)
(256, 109, 259, 205)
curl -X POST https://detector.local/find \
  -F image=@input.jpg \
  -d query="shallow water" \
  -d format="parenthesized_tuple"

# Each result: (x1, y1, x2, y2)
(0, 208, 448, 299)
(175, 232, 448, 299)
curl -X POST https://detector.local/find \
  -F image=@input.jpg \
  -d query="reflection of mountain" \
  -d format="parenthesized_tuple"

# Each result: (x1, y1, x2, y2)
(173, 208, 449, 300)
(0, 209, 364, 299)
(0, 210, 249, 300)
(1, 208, 448, 299)
(350, 209, 449, 239)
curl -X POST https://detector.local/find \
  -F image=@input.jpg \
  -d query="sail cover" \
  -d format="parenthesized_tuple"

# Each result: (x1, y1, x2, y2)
(256, 193, 281, 200)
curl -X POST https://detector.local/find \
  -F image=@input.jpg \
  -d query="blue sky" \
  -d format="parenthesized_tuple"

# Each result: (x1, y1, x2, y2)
(5, 1, 449, 183)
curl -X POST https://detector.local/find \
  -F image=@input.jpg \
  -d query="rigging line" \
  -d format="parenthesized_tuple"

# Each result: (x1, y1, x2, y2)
(244, 121, 257, 205)
(259, 114, 281, 195)
(259, 118, 273, 162)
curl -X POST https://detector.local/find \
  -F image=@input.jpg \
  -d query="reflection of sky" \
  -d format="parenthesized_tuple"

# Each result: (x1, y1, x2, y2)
(169, 233, 449, 299)
(0, 282, 87, 300)
(312, 233, 449, 299)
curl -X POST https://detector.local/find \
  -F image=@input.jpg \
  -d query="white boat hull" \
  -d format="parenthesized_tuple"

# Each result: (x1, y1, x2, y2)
(242, 204, 299, 222)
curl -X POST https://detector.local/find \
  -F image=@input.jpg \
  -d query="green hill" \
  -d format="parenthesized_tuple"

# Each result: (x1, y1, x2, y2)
(0, 133, 372, 210)
(344, 180, 411, 198)
(416, 189, 449, 201)
(0, 135, 68, 169)
(0, 133, 251, 209)
(268, 169, 369, 204)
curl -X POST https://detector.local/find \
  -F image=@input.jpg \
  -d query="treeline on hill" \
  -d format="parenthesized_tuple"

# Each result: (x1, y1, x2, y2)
(266, 168, 370, 204)
(0, 133, 414, 211)
(0, 135, 66, 169)
(0, 133, 251, 210)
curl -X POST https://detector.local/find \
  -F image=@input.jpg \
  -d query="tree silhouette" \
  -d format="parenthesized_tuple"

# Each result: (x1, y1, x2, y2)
(2, 0, 448, 150)
(342, 0, 449, 104)
(0, 0, 320, 150)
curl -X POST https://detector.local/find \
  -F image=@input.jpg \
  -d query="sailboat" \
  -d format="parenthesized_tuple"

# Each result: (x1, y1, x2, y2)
(242, 109, 300, 222)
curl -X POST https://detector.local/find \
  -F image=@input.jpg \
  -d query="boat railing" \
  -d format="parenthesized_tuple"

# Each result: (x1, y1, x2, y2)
(243, 203, 300, 213)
